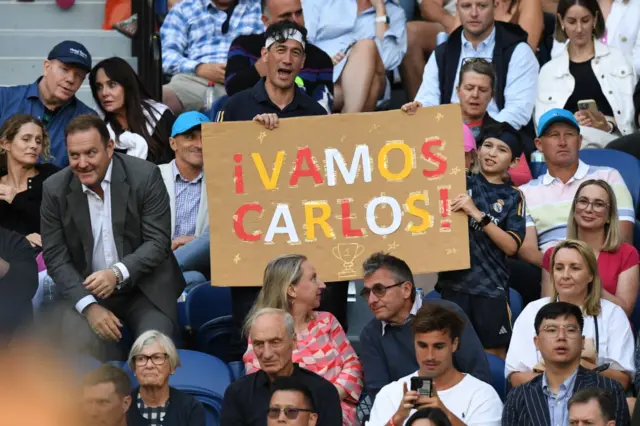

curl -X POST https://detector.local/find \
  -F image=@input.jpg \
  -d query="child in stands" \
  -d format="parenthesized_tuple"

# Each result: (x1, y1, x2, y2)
(438, 122, 526, 360)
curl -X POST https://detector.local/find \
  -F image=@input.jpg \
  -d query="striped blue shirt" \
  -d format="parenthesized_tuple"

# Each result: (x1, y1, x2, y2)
(172, 160, 203, 238)
(160, 0, 264, 76)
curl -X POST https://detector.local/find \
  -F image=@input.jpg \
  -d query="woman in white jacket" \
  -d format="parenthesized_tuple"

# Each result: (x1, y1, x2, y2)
(536, 0, 637, 149)
(551, 0, 640, 76)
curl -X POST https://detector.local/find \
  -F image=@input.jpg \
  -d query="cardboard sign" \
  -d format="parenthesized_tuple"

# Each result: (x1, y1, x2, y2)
(202, 104, 470, 287)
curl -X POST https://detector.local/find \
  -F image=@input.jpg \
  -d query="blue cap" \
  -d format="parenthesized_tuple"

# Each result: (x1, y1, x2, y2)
(171, 111, 211, 137)
(47, 41, 92, 72)
(537, 108, 580, 136)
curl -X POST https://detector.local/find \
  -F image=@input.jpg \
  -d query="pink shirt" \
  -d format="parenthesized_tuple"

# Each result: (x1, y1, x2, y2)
(543, 242, 639, 296)
(244, 312, 363, 426)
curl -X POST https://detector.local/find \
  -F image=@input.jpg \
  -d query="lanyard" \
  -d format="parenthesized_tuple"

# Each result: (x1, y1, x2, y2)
(593, 315, 599, 358)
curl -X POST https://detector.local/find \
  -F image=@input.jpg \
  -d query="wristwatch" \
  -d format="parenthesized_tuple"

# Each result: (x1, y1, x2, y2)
(111, 265, 124, 285)
(479, 214, 492, 228)
(375, 15, 390, 24)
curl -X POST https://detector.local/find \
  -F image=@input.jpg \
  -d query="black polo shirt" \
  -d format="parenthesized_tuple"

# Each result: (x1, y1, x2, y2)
(218, 78, 327, 122)
(219, 364, 342, 426)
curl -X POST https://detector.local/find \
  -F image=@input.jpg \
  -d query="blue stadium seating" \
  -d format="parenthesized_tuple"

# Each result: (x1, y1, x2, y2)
(186, 283, 232, 332)
(196, 315, 237, 363)
(486, 353, 506, 401)
(579, 149, 640, 209)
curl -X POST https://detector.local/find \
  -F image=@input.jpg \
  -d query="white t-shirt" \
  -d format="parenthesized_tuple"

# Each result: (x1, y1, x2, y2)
(367, 371, 503, 426)
(505, 297, 635, 377)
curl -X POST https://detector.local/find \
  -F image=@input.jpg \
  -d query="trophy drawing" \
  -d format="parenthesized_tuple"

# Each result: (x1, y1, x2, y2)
(332, 243, 365, 279)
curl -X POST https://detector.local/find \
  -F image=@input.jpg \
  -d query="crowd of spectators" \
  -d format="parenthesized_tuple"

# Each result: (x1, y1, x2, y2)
(2, 0, 640, 424)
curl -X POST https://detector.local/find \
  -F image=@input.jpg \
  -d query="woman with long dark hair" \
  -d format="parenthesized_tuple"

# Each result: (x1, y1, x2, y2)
(536, 0, 637, 148)
(89, 57, 175, 164)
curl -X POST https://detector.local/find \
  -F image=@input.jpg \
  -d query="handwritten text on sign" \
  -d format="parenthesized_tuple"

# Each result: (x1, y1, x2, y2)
(203, 105, 470, 287)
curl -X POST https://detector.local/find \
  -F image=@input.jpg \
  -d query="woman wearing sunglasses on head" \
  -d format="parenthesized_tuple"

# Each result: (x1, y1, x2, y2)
(244, 255, 363, 426)
(541, 180, 639, 317)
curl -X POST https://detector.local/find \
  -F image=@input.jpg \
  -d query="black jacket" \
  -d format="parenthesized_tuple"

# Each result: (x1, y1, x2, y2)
(127, 387, 205, 426)
(435, 21, 529, 110)
(220, 364, 342, 426)
(502, 366, 630, 426)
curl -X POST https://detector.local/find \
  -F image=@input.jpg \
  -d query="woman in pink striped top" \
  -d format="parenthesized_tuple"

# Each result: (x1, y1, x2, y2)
(243, 254, 363, 426)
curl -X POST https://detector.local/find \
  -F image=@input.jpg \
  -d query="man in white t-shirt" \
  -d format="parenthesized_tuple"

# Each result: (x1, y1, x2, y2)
(367, 303, 502, 426)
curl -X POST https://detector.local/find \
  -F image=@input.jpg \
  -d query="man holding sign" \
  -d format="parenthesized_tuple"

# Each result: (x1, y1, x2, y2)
(217, 20, 348, 356)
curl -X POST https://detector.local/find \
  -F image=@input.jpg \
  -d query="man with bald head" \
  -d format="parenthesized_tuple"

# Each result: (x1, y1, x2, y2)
(220, 308, 341, 426)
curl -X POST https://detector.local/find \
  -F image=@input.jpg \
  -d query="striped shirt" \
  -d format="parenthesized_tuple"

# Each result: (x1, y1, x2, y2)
(172, 160, 203, 238)
(519, 160, 634, 251)
(160, 0, 264, 76)
(502, 367, 631, 426)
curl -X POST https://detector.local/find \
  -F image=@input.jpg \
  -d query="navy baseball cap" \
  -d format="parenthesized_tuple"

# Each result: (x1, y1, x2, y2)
(47, 41, 92, 72)
(537, 108, 581, 137)
(171, 111, 211, 137)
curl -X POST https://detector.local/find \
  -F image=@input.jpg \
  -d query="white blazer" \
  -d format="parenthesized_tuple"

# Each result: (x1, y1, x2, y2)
(551, 0, 640, 75)
(536, 40, 637, 148)
(158, 162, 209, 239)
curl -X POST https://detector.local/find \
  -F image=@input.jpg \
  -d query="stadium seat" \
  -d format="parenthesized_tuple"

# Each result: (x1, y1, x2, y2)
(228, 361, 246, 381)
(508, 288, 523, 323)
(579, 149, 640, 209)
(196, 315, 238, 363)
(486, 353, 506, 401)
(425, 289, 441, 300)
(186, 283, 232, 332)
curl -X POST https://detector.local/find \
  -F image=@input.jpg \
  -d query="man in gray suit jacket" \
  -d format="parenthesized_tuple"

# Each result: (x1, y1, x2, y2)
(41, 115, 185, 359)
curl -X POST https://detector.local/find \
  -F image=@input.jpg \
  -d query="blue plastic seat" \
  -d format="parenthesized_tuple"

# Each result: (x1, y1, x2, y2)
(486, 353, 506, 401)
(196, 315, 238, 363)
(186, 283, 232, 332)
(228, 361, 246, 381)
(579, 149, 640, 209)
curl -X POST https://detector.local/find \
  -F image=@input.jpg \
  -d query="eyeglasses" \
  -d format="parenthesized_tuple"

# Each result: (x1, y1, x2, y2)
(575, 197, 609, 213)
(541, 324, 581, 338)
(267, 407, 314, 420)
(359, 281, 406, 300)
(133, 353, 169, 367)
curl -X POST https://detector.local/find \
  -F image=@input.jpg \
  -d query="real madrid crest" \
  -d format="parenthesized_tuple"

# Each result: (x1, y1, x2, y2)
(493, 199, 504, 213)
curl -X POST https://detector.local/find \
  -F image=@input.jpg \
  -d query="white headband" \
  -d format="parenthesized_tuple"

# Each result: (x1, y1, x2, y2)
(265, 28, 306, 50)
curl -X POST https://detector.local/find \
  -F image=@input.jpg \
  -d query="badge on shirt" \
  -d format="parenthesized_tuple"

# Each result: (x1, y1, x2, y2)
(493, 200, 504, 213)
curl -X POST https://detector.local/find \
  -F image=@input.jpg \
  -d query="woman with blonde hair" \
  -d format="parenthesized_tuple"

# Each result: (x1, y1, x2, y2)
(244, 254, 363, 426)
(0, 114, 59, 248)
(541, 179, 639, 316)
(505, 239, 634, 389)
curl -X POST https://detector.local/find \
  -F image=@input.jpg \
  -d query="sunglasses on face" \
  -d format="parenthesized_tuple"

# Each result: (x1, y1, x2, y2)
(267, 407, 314, 420)
(359, 281, 406, 300)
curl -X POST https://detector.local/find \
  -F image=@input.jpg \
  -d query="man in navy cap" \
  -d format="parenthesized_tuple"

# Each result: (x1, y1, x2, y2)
(159, 111, 212, 289)
(0, 40, 97, 168)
